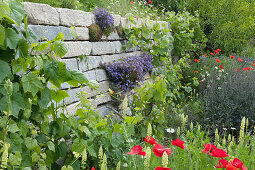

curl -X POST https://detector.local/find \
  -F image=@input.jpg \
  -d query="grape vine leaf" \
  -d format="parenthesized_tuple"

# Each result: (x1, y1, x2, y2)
(51, 41, 68, 57)
(5, 28, 21, 49)
(0, 59, 11, 83)
(21, 73, 43, 97)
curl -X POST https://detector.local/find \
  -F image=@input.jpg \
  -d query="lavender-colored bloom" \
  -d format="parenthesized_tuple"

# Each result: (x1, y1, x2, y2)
(101, 53, 153, 92)
(93, 8, 114, 37)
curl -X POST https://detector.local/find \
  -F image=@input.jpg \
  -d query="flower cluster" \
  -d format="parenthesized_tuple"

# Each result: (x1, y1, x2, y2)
(127, 137, 186, 169)
(102, 53, 153, 91)
(93, 8, 114, 37)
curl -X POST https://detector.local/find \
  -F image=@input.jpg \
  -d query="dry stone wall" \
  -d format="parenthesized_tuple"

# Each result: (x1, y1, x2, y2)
(24, 2, 169, 116)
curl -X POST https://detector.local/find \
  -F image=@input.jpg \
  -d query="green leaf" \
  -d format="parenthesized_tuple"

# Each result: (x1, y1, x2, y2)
(18, 120, 29, 138)
(56, 142, 68, 158)
(9, 1, 24, 25)
(52, 32, 65, 41)
(78, 125, 91, 137)
(8, 120, 20, 133)
(72, 139, 87, 154)
(37, 41, 50, 52)
(0, 116, 8, 128)
(38, 159, 47, 170)
(0, 1, 10, 20)
(51, 90, 69, 103)
(87, 147, 97, 157)
(61, 165, 74, 170)
(184, 86, 192, 93)
(38, 87, 52, 109)
(11, 57, 28, 74)
(11, 92, 25, 118)
(124, 116, 137, 124)
(9, 152, 22, 166)
(113, 124, 122, 133)
(31, 152, 40, 162)
(5, 28, 21, 49)
(0, 24, 5, 47)
(67, 70, 89, 87)
(86, 80, 99, 90)
(47, 141, 55, 152)
(51, 41, 68, 57)
(21, 73, 43, 96)
(111, 133, 124, 148)
(24, 137, 37, 150)
(44, 59, 58, 82)
(0, 59, 11, 83)
(16, 39, 29, 59)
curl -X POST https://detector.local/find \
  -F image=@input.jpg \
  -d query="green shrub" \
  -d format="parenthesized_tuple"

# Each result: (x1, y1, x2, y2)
(24, 0, 78, 9)
(88, 24, 103, 42)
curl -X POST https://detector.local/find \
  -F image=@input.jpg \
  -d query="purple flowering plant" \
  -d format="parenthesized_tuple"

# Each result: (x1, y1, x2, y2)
(101, 53, 153, 92)
(93, 8, 115, 37)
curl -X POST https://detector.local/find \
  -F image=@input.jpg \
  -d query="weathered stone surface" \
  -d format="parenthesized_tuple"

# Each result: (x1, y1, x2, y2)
(120, 17, 132, 29)
(101, 54, 122, 64)
(57, 8, 93, 27)
(24, 2, 60, 25)
(65, 88, 81, 104)
(75, 27, 89, 40)
(84, 70, 96, 81)
(96, 104, 115, 117)
(91, 42, 116, 55)
(95, 94, 112, 106)
(102, 32, 121, 40)
(65, 102, 81, 115)
(81, 86, 97, 98)
(113, 41, 122, 53)
(113, 15, 121, 26)
(98, 81, 110, 94)
(63, 42, 92, 58)
(96, 69, 108, 82)
(29, 25, 75, 41)
(78, 56, 102, 72)
(61, 82, 72, 90)
(58, 58, 78, 70)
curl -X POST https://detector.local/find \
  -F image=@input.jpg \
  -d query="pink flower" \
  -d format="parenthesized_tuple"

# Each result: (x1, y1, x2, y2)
(131, 1, 134, 4)
(153, 144, 171, 157)
(171, 139, 186, 149)
(127, 145, 146, 156)
(143, 136, 157, 145)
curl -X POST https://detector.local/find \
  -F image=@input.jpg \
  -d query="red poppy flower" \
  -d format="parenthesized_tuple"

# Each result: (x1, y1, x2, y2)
(194, 71, 198, 73)
(231, 158, 247, 170)
(219, 65, 224, 69)
(155, 167, 172, 170)
(148, 0, 152, 4)
(216, 59, 221, 63)
(235, 68, 239, 72)
(216, 49, 221, 52)
(230, 55, 235, 59)
(210, 52, 214, 55)
(194, 59, 199, 63)
(91, 167, 95, 170)
(200, 80, 204, 83)
(171, 139, 186, 149)
(143, 136, 157, 145)
(251, 67, 254, 70)
(203, 54, 207, 58)
(215, 158, 229, 168)
(253, 64, 255, 66)
(215, 50, 219, 54)
(253, 61, 255, 63)
(209, 148, 229, 158)
(201, 143, 217, 154)
(153, 144, 171, 157)
(226, 163, 239, 170)
(237, 58, 243, 62)
(127, 145, 146, 156)
(131, 1, 134, 4)
(188, 61, 191, 63)
(243, 67, 250, 71)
